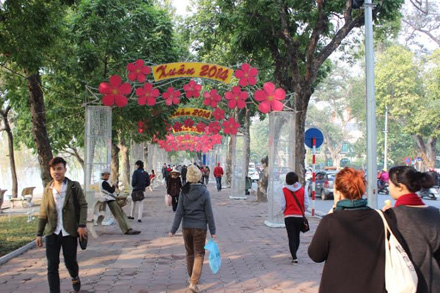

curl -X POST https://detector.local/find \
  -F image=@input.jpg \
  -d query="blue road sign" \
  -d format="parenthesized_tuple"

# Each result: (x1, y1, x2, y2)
(305, 128, 324, 149)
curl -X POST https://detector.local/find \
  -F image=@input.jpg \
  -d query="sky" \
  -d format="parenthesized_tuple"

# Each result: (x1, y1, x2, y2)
(171, 0, 192, 16)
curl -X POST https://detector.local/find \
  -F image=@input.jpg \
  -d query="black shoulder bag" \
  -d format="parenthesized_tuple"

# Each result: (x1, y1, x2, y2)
(288, 190, 310, 233)
(71, 183, 87, 250)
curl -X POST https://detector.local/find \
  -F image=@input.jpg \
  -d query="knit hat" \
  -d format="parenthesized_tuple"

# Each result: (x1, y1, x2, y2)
(170, 168, 180, 175)
(186, 165, 202, 183)
(101, 169, 111, 175)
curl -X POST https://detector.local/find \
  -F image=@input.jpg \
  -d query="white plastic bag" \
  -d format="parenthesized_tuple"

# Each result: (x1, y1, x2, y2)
(165, 194, 172, 207)
(376, 210, 418, 293)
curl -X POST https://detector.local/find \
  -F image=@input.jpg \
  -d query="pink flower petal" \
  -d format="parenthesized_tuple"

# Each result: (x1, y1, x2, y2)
(146, 97, 156, 106)
(114, 95, 128, 107)
(99, 82, 110, 94)
(151, 88, 160, 98)
(135, 59, 145, 67)
(119, 83, 132, 95)
(137, 74, 146, 83)
(109, 75, 122, 87)
(237, 100, 246, 109)
(138, 96, 147, 106)
(258, 102, 271, 113)
(263, 82, 275, 94)
(238, 78, 248, 87)
(135, 87, 145, 96)
(141, 67, 151, 75)
(102, 95, 114, 106)
(272, 100, 284, 111)
(274, 88, 286, 100)
(249, 67, 258, 76)
(248, 76, 257, 85)
(227, 100, 236, 109)
(127, 72, 138, 81)
(241, 63, 250, 72)
(255, 89, 266, 102)
(127, 63, 136, 71)
(225, 92, 233, 100)
(234, 70, 244, 79)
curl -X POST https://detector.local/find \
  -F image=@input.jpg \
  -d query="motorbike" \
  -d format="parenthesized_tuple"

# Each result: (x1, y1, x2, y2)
(377, 180, 389, 195)
(417, 186, 439, 200)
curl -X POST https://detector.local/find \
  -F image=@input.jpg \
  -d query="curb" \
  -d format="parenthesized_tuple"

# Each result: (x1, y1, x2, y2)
(0, 237, 44, 266)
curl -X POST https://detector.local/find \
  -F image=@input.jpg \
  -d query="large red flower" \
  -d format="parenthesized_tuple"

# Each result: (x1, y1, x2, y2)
(173, 122, 183, 132)
(99, 75, 132, 107)
(212, 108, 225, 121)
(222, 117, 240, 135)
(225, 86, 248, 109)
(235, 63, 258, 87)
(195, 122, 206, 133)
(184, 118, 194, 128)
(183, 80, 202, 98)
(208, 121, 221, 134)
(127, 59, 151, 83)
(203, 89, 222, 108)
(254, 82, 286, 113)
(162, 87, 181, 106)
(135, 83, 160, 106)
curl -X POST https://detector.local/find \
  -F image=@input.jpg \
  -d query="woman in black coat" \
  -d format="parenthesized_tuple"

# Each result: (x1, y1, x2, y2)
(308, 167, 386, 293)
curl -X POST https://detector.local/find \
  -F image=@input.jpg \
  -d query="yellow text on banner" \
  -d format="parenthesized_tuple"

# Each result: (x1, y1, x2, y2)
(152, 62, 234, 84)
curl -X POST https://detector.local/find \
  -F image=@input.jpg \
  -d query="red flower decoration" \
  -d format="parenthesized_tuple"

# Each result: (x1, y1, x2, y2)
(235, 63, 258, 87)
(208, 121, 221, 134)
(99, 75, 132, 107)
(196, 122, 206, 133)
(203, 89, 222, 108)
(127, 59, 151, 83)
(255, 82, 286, 113)
(222, 117, 240, 135)
(137, 121, 143, 133)
(212, 108, 225, 120)
(184, 118, 194, 128)
(135, 83, 160, 106)
(211, 134, 223, 144)
(173, 122, 183, 132)
(162, 87, 181, 106)
(225, 86, 248, 109)
(183, 80, 202, 98)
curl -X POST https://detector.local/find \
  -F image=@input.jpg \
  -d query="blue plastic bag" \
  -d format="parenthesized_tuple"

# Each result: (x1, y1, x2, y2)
(204, 238, 221, 274)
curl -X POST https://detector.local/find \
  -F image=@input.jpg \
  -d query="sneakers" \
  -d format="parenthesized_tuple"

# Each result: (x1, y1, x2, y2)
(292, 259, 298, 264)
(188, 283, 200, 293)
(127, 216, 134, 220)
(72, 276, 81, 292)
(125, 229, 141, 235)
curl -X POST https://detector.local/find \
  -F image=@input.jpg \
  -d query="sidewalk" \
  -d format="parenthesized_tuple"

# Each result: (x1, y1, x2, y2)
(0, 183, 323, 293)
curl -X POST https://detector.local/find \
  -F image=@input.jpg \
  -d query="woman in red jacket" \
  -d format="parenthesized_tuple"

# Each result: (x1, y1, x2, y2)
(281, 172, 309, 264)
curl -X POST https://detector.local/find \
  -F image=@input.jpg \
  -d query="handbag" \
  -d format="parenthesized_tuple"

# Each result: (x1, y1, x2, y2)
(165, 194, 172, 207)
(204, 238, 222, 274)
(376, 210, 418, 293)
(71, 184, 87, 250)
(131, 190, 145, 202)
(288, 189, 310, 233)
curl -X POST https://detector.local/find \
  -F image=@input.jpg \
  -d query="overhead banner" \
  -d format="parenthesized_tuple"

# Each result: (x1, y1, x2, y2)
(172, 126, 204, 134)
(152, 62, 234, 84)
(171, 108, 212, 120)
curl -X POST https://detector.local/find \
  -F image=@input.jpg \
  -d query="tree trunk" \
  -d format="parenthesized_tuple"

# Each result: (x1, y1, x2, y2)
(27, 72, 53, 186)
(415, 135, 437, 170)
(111, 142, 120, 182)
(244, 108, 251, 177)
(119, 136, 130, 188)
(294, 91, 311, 184)
(0, 106, 18, 198)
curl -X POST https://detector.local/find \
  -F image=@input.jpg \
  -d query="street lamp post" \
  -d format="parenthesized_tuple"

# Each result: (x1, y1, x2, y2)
(365, 0, 378, 208)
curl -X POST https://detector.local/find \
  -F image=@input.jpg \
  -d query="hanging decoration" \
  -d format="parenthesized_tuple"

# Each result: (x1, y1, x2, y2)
(96, 60, 292, 153)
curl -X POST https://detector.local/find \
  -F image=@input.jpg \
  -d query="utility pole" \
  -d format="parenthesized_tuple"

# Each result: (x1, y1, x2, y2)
(365, 0, 378, 208)
(384, 105, 388, 171)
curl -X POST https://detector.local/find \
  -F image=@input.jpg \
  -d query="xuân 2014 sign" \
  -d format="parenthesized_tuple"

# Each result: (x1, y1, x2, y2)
(152, 62, 234, 84)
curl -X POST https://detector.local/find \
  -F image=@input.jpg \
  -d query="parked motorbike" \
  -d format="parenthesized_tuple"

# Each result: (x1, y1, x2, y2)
(417, 186, 439, 200)
(377, 180, 389, 195)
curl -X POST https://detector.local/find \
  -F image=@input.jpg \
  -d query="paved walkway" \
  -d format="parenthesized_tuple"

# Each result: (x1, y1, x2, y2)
(0, 184, 323, 292)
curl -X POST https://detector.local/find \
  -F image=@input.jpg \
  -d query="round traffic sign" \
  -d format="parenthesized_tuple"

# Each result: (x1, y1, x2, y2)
(404, 157, 411, 164)
(305, 128, 324, 148)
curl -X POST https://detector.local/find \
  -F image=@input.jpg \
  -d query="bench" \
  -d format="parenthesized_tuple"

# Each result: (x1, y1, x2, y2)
(10, 187, 36, 208)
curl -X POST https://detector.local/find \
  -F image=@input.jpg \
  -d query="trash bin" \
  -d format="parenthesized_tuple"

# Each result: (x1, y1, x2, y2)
(245, 176, 252, 195)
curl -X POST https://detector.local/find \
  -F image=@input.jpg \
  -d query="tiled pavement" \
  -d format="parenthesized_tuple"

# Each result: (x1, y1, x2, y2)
(0, 184, 323, 292)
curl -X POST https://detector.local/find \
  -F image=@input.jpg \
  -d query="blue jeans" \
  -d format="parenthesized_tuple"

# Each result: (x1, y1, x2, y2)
(215, 177, 222, 191)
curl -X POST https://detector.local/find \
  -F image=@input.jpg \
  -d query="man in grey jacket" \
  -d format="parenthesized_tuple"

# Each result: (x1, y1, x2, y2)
(169, 165, 216, 293)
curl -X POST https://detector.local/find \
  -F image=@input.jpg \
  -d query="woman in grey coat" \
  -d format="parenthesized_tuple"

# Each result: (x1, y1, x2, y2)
(169, 165, 216, 293)
(386, 166, 440, 293)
